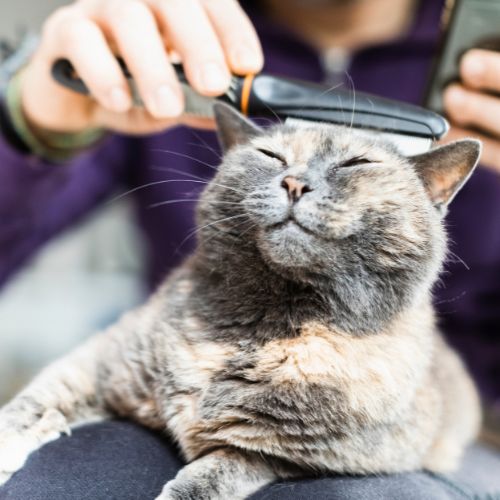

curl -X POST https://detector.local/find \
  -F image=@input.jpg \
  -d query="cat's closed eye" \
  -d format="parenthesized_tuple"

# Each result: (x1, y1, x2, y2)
(338, 156, 377, 168)
(256, 148, 287, 166)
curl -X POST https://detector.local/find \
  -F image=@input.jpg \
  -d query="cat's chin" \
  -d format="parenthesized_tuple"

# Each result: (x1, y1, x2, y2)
(257, 221, 321, 270)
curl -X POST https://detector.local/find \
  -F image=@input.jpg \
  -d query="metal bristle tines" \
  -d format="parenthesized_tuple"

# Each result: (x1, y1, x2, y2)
(179, 76, 240, 119)
(128, 73, 240, 119)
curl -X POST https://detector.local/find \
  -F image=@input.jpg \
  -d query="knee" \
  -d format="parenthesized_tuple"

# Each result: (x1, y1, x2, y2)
(250, 472, 462, 500)
(0, 421, 183, 500)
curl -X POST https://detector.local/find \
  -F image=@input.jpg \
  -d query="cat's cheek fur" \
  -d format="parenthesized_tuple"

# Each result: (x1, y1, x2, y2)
(245, 188, 290, 228)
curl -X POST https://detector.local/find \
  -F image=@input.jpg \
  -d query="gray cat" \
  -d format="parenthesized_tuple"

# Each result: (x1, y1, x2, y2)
(0, 104, 482, 499)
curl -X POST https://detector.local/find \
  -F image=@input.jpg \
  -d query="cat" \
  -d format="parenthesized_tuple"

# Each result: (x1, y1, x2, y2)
(0, 103, 482, 500)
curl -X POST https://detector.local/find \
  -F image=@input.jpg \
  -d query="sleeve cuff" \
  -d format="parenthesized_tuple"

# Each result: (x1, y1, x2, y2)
(4, 68, 105, 163)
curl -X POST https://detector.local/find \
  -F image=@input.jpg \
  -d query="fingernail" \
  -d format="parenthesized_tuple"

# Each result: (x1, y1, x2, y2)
(463, 53, 485, 79)
(231, 45, 263, 71)
(151, 84, 183, 118)
(108, 87, 130, 112)
(199, 62, 229, 93)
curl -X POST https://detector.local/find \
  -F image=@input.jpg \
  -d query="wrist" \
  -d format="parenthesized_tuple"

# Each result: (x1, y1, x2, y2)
(7, 68, 105, 162)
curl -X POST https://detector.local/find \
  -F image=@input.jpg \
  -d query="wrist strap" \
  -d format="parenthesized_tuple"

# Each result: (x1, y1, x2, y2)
(5, 68, 105, 162)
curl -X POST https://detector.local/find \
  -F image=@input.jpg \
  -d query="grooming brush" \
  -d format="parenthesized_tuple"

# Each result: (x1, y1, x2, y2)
(52, 58, 448, 155)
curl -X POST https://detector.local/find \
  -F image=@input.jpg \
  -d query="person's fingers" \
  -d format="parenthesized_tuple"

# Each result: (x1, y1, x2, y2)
(154, 0, 231, 96)
(461, 49, 500, 94)
(92, 105, 175, 134)
(52, 14, 132, 113)
(179, 114, 215, 130)
(201, 0, 263, 75)
(443, 83, 500, 137)
(103, 0, 184, 118)
(443, 125, 500, 174)
(92, 105, 214, 134)
(440, 125, 480, 146)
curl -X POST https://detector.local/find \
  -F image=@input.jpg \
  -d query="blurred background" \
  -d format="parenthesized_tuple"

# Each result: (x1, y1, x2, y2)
(0, 0, 147, 404)
(0, 0, 63, 40)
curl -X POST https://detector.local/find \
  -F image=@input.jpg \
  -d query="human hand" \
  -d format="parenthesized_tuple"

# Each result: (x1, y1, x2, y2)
(20, 0, 263, 136)
(443, 49, 500, 174)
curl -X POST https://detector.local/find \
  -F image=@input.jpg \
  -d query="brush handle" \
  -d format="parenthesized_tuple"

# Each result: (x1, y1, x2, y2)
(52, 57, 190, 102)
(52, 57, 239, 115)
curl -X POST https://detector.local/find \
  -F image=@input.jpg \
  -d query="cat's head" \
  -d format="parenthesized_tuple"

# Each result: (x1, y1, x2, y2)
(196, 104, 480, 322)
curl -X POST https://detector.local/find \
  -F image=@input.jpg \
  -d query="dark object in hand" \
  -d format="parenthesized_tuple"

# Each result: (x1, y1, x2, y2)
(426, 0, 500, 113)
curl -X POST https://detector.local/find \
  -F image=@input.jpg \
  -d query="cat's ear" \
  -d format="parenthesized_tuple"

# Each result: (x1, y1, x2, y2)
(409, 139, 481, 212)
(213, 102, 261, 152)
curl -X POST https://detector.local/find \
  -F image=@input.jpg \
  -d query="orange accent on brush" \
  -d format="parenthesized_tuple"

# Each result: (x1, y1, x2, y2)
(240, 74, 255, 116)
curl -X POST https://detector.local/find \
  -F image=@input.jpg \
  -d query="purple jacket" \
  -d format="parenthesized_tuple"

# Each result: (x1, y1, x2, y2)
(1, 0, 499, 401)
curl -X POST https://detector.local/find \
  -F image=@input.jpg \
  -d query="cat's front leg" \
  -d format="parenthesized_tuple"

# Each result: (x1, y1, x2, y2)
(0, 335, 108, 486)
(156, 448, 277, 500)
(0, 407, 70, 485)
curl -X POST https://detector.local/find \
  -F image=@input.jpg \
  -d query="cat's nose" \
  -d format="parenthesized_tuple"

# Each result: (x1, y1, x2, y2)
(281, 176, 312, 202)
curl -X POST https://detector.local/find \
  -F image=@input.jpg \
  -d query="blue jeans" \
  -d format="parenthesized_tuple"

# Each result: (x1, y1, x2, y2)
(1, 421, 499, 500)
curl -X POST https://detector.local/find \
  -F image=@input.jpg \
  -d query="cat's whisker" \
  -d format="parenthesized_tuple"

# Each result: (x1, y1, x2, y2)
(119, 176, 246, 198)
(177, 213, 250, 250)
(434, 291, 467, 306)
(315, 82, 344, 99)
(201, 217, 254, 249)
(279, 82, 343, 129)
(151, 166, 210, 182)
(208, 182, 246, 195)
(446, 250, 470, 271)
(345, 71, 357, 135)
(194, 213, 250, 236)
(150, 148, 218, 170)
(254, 117, 282, 128)
(152, 168, 247, 196)
(337, 83, 350, 130)
(231, 220, 258, 246)
(107, 177, 247, 205)
(105, 179, 205, 205)
(259, 104, 283, 126)
(149, 199, 244, 209)
(188, 132, 223, 160)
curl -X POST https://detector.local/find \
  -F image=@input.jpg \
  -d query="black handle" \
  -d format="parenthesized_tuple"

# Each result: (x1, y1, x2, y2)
(52, 57, 189, 97)
(52, 59, 90, 96)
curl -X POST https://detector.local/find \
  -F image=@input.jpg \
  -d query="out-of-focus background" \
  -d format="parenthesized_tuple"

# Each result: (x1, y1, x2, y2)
(0, 0, 63, 39)
(0, 1, 147, 404)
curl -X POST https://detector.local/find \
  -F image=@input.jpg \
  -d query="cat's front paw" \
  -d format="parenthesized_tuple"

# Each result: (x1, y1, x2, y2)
(154, 481, 176, 500)
(155, 481, 184, 500)
(155, 480, 207, 500)
(0, 408, 70, 486)
(0, 432, 40, 486)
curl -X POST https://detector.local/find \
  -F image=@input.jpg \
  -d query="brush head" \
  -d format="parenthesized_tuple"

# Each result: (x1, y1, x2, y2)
(285, 118, 434, 156)
(133, 82, 438, 155)
(178, 73, 448, 155)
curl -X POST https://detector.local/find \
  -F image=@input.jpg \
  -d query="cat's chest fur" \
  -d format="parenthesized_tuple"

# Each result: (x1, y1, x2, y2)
(165, 317, 434, 462)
